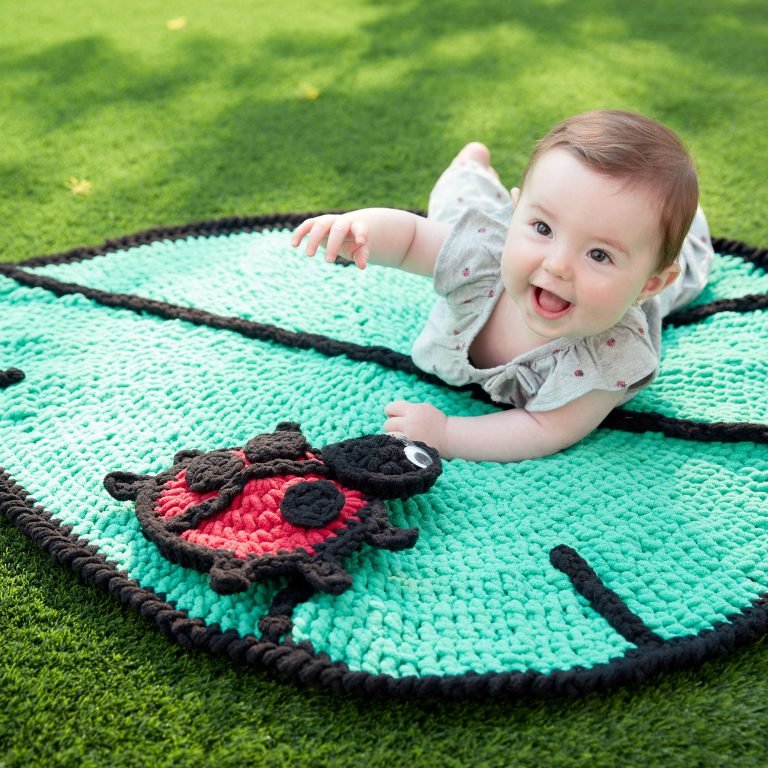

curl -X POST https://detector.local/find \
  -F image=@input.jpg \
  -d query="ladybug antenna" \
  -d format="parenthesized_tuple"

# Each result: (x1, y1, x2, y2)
(275, 422, 302, 433)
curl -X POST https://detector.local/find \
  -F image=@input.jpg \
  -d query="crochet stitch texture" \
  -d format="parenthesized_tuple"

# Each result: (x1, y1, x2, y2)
(0, 215, 766, 698)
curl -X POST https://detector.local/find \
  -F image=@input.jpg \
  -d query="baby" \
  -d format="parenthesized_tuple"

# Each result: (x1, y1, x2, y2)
(291, 110, 714, 462)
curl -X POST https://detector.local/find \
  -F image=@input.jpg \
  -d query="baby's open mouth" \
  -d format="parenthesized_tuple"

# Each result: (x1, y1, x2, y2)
(532, 286, 573, 318)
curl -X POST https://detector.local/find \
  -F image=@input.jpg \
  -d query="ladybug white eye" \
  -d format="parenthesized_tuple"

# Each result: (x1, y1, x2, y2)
(405, 444, 432, 468)
(390, 433, 434, 468)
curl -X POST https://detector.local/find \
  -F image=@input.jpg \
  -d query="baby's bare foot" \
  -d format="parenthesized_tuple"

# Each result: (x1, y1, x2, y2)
(450, 142, 499, 179)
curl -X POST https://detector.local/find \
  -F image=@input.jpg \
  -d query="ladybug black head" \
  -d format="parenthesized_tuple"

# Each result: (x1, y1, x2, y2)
(320, 433, 441, 499)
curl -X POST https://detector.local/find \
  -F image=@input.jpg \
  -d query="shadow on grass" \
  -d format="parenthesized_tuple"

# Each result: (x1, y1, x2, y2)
(168, 0, 765, 210)
(1, 0, 766, 246)
(0, 33, 232, 127)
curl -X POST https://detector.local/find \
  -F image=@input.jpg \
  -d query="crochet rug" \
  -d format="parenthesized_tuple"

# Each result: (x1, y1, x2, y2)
(1, 214, 767, 699)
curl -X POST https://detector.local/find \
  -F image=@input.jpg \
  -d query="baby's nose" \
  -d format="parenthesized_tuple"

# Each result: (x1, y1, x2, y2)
(542, 248, 572, 279)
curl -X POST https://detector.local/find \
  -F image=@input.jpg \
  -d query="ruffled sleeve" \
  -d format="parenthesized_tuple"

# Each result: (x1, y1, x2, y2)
(432, 207, 509, 300)
(480, 306, 660, 411)
(411, 206, 511, 385)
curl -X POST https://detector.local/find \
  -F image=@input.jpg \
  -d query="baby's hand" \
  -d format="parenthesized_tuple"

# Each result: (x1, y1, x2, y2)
(290, 214, 370, 270)
(384, 401, 448, 454)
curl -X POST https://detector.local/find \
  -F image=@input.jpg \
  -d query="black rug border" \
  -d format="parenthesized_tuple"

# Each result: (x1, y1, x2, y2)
(1, 213, 767, 699)
(3, 465, 768, 700)
(2, 216, 767, 448)
(9, 212, 768, 330)
(8, 212, 768, 271)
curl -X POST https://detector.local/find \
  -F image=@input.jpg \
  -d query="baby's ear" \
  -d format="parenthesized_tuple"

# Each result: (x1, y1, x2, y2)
(638, 262, 680, 302)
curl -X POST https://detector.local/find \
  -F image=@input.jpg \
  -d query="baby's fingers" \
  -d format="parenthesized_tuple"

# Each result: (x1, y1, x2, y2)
(290, 215, 335, 256)
(349, 221, 369, 269)
(290, 217, 320, 248)
(324, 218, 355, 262)
(324, 219, 369, 266)
(383, 417, 405, 436)
(384, 400, 410, 416)
(304, 217, 337, 257)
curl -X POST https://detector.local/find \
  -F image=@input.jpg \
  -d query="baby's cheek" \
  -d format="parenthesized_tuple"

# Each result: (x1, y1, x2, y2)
(500, 252, 526, 291)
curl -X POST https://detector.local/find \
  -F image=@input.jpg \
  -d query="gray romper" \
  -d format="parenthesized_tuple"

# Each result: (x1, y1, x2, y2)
(411, 160, 714, 411)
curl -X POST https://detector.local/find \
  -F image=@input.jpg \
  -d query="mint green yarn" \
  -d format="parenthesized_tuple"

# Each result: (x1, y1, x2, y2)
(688, 251, 768, 308)
(30, 235, 767, 425)
(628, 311, 768, 423)
(29, 229, 435, 356)
(2, 227, 767, 685)
(0, 268, 470, 638)
(291, 432, 768, 676)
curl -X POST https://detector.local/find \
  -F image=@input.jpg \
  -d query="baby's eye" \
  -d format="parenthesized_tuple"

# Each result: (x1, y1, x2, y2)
(588, 249, 612, 264)
(534, 221, 552, 237)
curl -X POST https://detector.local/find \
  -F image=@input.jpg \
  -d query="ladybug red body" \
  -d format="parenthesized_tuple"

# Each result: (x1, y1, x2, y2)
(104, 423, 441, 598)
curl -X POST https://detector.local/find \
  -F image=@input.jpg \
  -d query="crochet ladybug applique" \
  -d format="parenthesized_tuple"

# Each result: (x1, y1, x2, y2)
(103, 423, 441, 602)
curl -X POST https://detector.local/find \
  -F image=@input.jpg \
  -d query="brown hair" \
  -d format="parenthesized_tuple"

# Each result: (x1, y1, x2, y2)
(521, 110, 699, 269)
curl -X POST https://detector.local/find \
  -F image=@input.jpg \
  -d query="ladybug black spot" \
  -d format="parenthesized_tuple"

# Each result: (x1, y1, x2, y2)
(185, 451, 245, 493)
(280, 480, 345, 528)
(245, 430, 309, 463)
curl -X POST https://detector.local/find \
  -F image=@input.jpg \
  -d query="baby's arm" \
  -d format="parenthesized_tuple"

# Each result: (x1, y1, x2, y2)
(290, 209, 451, 276)
(384, 388, 626, 462)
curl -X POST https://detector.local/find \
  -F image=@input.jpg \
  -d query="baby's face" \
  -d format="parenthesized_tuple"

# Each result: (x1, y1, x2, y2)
(501, 148, 675, 342)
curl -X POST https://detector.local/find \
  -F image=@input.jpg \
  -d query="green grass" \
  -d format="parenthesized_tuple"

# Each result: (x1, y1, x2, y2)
(1, 0, 767, 765)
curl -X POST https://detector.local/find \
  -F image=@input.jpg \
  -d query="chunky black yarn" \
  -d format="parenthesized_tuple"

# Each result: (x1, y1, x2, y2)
(0, 214, 766, 700)
(5, 463, 768, 700)
(1, 221, 766, 448)
(550, 545, 664, 648)
(0, 368, 25, 388)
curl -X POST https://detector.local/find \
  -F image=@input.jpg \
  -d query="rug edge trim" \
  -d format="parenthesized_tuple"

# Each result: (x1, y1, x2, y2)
(3, 467, 768, 700)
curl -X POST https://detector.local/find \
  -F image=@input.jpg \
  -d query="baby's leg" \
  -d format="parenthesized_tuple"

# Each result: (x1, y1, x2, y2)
(427, 143, 512, 226)
(657, 207, 715, 316)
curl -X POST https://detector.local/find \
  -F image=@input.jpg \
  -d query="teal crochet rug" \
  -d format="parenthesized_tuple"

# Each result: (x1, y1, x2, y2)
(1, 214, 767, 699)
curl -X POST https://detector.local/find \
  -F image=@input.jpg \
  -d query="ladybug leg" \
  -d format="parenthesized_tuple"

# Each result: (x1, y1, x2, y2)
(297, 558, 353, 595)
(103, 471, 149, 501)
(208, 557, 251, 594)
(366, 525, 419, 551)
(258, 579, 315, 643)
(363, 502, 419, 551)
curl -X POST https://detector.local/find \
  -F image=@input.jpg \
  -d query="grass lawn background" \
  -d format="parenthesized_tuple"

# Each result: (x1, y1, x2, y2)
(1, 1, 767, 766)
